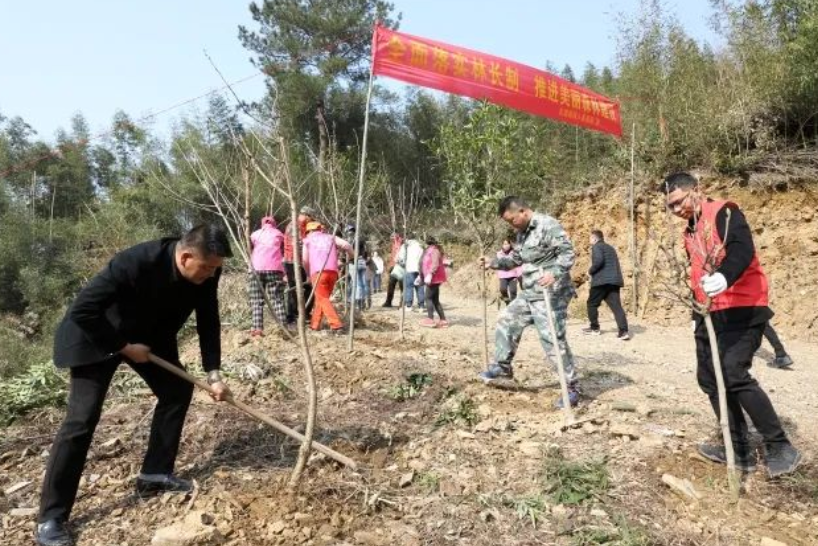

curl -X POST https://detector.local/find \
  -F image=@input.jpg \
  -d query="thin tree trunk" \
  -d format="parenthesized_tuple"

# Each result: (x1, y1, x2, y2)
(703, 311, 740, 500)
(347, 61, 375, 350)
(243, 163, 251, 253)
(399, 291, 406, 341)
(281, 143, 317, 488)
(316, 100, 328, 175)
(481, 262, 489, 366)
(543, 284, 575, 424)
(49, 184, 57, 243)
(629, 122, 638, 313)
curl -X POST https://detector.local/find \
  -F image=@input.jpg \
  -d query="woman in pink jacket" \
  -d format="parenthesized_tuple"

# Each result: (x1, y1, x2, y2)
(496, 239, 522, 304)
(249, 216, 287, 336)
(419, 235, 448, 328)
(302, 222, 353, 333)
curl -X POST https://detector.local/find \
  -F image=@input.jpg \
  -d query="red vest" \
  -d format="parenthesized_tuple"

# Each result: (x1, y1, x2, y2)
(684, 199, 768, 311)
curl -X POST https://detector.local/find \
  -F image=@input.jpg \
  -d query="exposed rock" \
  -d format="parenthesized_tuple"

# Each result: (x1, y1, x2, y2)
(354, 530, 387, 545)
(3, 481, 32, 496)
(10, 507, 38, 517)
(610, 424, 640, 439)
(151, 511, 222, 546)
(760, 538, 789, 546)
(661, 474, 701, 501)
(399, 471, 414, 488)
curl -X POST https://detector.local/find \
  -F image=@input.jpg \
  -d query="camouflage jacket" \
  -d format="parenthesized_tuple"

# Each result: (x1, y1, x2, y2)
(490, 212, 576, 301)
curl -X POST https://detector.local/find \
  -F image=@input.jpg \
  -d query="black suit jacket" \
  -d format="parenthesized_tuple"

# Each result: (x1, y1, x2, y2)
(54, 238, 222, 371)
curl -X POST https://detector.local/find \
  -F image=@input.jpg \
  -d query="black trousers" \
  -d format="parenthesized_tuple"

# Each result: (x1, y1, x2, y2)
(763, 323, 787, 357)
(695, 322, 787, 447)
(383, 267, 403, 306)
(38, 357, 194, 523)
(284, 262, 313, 323)
(499, 277, 518, 302)
(425, 283, 446, 320)
(587, 284, 629, 334)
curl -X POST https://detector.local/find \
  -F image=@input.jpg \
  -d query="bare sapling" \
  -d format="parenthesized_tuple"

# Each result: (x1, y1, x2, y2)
(542, 282, 575, 424)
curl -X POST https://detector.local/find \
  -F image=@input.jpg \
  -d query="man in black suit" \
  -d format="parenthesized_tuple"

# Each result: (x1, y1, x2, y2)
(36, 225, 233, 546)
(583, 229, 630, 340)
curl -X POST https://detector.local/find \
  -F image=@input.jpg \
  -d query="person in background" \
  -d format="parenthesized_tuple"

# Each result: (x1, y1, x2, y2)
(496, 238, 522, 305)
(762, 322, 794, 369)
(663, 171, 800, 477)
(36, 225, 232, 546)
(400, 234, 426, 312)
(283, 206, 316, 326)
(420, 235, 449, 328)
(583, 229, 630, 340)
(248, 216, 287, 336)
(382, 233, 404, 307)
(302, 222, 352, 334)
(345, 224, 369, 312)
(372, 251, 385, 293)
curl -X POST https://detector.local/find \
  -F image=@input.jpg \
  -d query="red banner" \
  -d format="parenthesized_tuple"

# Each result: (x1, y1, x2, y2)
(372, 26, 622, 138)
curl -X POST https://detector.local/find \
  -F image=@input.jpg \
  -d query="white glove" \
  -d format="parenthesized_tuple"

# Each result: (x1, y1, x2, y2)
(424, 275, 432, 285)
(701, 272, 728, 297)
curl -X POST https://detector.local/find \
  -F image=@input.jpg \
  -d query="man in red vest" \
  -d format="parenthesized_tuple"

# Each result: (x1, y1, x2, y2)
(663, 172, 800, 478)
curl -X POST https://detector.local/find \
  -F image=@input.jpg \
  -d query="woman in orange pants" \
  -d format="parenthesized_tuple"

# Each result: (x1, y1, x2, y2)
(302, 222, 352, 332)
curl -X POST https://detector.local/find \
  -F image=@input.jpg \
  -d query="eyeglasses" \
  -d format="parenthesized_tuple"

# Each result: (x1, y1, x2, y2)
(666, 192, 691, 211)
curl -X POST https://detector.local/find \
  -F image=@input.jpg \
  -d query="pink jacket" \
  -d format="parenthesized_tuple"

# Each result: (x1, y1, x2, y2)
(496, 250, 522, 280)
(421, 245, 447, 285)
(250, 218, 285, 273)
(302, 231, 352, 277)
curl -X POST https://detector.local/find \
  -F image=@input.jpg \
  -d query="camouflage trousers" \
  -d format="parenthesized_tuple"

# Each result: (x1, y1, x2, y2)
(494, 294, 577, 385)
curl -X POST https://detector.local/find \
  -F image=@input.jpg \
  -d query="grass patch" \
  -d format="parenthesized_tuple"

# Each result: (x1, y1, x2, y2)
(417, 471, 440, 492)
(502, 494, 548, 528)
(542, 448, 610, 505)
(386, 372, 433, 401)
(0, 361, 68, 425)
(435, 395, 478, 427)
(571, 516, 651, 546)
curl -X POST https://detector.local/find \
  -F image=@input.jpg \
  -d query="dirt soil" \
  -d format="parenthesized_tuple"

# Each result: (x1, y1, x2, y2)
(2, 275, 817, 545)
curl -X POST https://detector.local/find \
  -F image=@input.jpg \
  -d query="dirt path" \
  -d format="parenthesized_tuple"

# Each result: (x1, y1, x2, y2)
(2, 289, 816, 546)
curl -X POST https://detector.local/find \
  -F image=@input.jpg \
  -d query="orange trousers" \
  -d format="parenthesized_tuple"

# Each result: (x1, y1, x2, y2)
(310, 271, 342, 330)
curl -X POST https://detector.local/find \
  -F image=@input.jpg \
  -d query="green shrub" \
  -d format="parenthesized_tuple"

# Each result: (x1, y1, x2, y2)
(0, 360, 68, 425)
(542, 448, 610, 505)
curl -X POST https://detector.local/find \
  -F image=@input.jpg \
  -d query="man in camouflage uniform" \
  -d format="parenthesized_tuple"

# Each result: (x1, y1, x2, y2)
(479, 196, 580, 407)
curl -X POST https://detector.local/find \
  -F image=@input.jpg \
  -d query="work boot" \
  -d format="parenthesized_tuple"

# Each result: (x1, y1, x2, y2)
(768, 355, 794, 369)
(553, 386, 581, 409)
(765, 442, 802, 478)
(478, 364, 514, 383)
(36, 519, 72, 546)
(136, 474, 193, 498)
(697, 443, 757, 472)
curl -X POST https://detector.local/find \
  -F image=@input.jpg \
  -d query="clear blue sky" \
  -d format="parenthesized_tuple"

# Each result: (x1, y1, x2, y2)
(0, 0, 718, 142)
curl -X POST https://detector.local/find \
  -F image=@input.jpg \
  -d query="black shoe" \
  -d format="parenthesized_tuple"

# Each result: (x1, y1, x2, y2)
(36, 519, 72, 546)
(135, 475, 193, 497)
(765, 442, 802, 478)
(768, 355, 794, 369)
(582, 327, 601, 336)
(382, 302, 393, 308)
(697, 443, 757, 472)
(617, 331, 631, 341)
